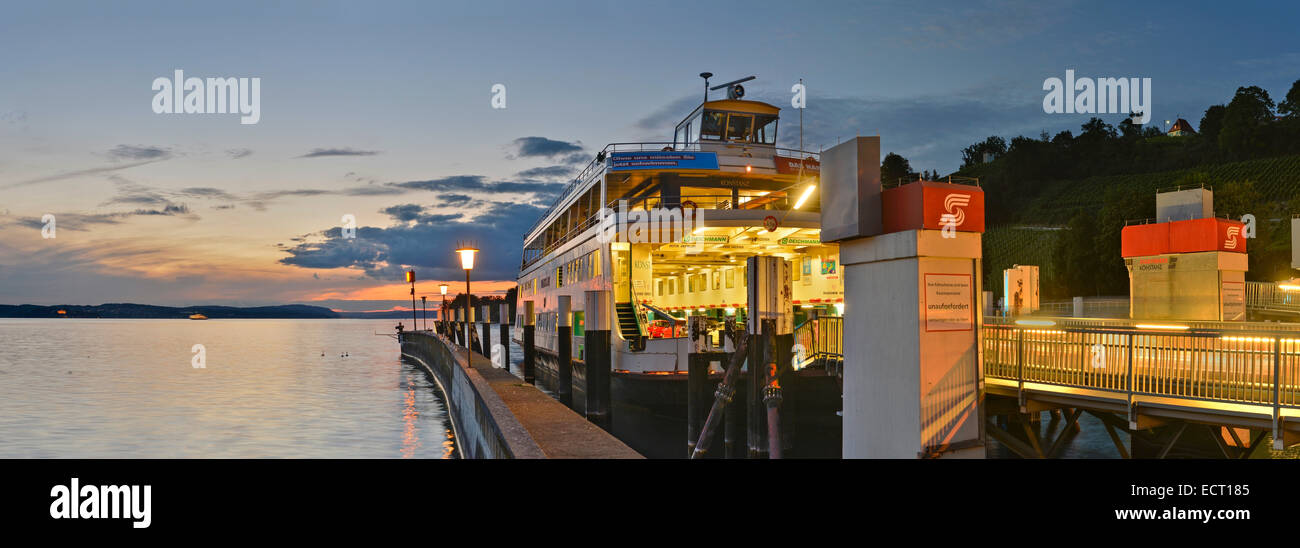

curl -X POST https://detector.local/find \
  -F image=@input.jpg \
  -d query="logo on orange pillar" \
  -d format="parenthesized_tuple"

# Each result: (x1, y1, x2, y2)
(941, 193, 971, 226)
(1224, 225, 1240, 250)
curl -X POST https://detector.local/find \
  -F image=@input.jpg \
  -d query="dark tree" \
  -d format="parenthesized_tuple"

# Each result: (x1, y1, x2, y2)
(1277, 79, 1300, 118)
(880, 152, 913, 185)
(1218, 86, 1275, 158)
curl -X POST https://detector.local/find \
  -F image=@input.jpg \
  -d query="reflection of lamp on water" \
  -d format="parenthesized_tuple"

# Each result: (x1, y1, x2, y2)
(456, 243, 479, 365)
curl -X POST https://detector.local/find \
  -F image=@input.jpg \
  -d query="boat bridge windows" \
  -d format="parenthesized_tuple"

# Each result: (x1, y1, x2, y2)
(675, 107, 778, 149)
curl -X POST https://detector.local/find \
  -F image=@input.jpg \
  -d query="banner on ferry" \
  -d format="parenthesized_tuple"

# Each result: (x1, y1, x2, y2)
(609, 151, 719, 171)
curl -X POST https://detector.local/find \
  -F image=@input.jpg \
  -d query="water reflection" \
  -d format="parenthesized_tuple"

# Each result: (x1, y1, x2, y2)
(0, 318, 458, 458)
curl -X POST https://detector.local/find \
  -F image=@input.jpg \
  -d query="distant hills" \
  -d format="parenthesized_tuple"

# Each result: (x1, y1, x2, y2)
(0, 303, 341, 319)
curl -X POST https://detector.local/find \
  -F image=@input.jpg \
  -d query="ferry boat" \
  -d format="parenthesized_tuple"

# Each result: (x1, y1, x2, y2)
(513, 76, 843, 458)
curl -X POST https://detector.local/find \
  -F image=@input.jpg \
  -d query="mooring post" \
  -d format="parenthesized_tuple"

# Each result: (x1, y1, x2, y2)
(687, 315, 711, 457)
(584, 290, 612, 431)
(557, 295, 574, 408)
(480, 304, 492, 359)
(499, 303, 511, 371)
(522, 301, 536, 384)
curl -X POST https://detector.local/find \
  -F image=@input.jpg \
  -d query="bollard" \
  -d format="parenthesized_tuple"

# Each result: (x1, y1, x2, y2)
(522, 301, 536, 384)
(557, 296, 573, 408)
(584, 290, 612, 431)
(499, 303, 511, 371)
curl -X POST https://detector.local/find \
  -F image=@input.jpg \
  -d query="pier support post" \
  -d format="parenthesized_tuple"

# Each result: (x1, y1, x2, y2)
(481, 305, 492, 360)
(522, 301, 536, 384)
(557, 296, 574, 407)
(499, 303, 511, 372)
(687, 316, 711, 457)
(745, 256, 792, 458)
(584, 290, 613, 432)
(455, 309, 465, 347)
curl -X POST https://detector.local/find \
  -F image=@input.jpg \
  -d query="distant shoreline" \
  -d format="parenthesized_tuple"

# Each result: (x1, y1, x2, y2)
(0, 303, 351, 320)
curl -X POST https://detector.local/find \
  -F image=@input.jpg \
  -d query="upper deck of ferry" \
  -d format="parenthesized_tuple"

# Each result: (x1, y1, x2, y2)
(521, 92, 824, 272)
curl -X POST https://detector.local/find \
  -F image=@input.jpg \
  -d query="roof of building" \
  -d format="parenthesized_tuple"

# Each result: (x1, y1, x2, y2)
(1168, 118, 1196, 134)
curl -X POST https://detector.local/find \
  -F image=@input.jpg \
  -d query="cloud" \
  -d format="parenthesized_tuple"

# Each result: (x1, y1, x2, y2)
(298, 147, 381, 158)
(510, 136, 583, 159)
(6, 203, 198, 231)
(226, 148, 253, 159)
(280, 201, 546, 281)
(515, 165, 575, 179)
(2, 159, 166, 189)
(107, 144, 172, 161)
(438, 194, 473, 206)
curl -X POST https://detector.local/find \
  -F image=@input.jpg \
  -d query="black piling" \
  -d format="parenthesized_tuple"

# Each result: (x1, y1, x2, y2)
(557, 323, 573, 408)
(523, 324, 536, 384)
(686, 352, 712, 457)
(584, 329, 611, 431)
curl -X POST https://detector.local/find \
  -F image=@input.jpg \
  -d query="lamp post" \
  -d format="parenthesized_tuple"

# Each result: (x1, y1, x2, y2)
(406, 269, 417, 331)
(420, 295, 427, 331)
(456, 243, 479, 365)
(439, 283, 449, 335)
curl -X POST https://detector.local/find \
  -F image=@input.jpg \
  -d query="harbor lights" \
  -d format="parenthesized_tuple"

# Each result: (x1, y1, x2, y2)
(406, 269, 417, 331)
(456, 243, 480, 365)
(420, 295, 427, 331)
(793, 184, 817, 210)
(439, 283, 449, 334)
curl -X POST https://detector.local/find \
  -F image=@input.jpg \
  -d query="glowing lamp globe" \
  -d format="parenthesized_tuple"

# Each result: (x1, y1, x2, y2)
(456, 246, 479, 270)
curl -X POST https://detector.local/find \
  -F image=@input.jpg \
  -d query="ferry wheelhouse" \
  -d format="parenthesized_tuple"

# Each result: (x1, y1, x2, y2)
(513, 80, 842, 457)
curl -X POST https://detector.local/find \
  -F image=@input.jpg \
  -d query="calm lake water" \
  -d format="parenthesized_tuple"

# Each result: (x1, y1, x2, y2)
(0, 318, 458, 458)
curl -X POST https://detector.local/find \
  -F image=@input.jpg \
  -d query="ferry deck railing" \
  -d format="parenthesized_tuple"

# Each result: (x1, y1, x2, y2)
(523, 142, 822, 246)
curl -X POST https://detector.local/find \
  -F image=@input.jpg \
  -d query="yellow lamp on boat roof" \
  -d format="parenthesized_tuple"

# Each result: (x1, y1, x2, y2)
(456, 244, 479, 270)
(793, 184, 816, 209)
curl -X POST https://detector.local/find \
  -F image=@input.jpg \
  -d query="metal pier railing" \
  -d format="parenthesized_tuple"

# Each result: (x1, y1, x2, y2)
(981, 318, 1300, 448)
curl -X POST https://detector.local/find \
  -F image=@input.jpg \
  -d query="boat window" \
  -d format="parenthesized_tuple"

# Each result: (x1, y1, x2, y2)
(700, 111, 726, 140)
(674, 126, 685, 148)
(755, 115, 778, 144)
(725, 114, 753, 142)
(688, 120, 700, 144)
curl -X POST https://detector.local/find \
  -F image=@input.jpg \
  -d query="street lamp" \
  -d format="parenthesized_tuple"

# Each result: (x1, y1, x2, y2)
(456, 243, 479, 365)
(439, 283, 449, 334)
(420, 295, 427, 331)
(406, 269, 417, 331)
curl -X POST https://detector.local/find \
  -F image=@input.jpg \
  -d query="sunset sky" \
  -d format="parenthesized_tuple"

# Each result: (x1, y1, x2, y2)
(1, 0, 1295, 312)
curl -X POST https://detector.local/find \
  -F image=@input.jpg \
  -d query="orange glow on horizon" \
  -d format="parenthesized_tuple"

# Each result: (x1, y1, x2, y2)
(310, 280, 517, 301)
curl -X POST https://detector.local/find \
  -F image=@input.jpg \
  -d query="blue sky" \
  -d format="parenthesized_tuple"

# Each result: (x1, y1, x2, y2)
(1, 0, 1296, 309)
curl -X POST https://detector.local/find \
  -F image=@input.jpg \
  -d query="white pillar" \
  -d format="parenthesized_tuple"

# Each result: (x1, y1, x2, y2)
(841, 230, 983, 458)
